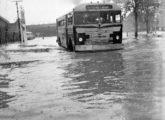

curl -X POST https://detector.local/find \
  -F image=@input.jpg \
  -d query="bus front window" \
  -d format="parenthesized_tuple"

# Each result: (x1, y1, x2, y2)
(100, 11, 121, 24)
(100, 11, 113, 23)
(75, 12, 98, 24)
(74, 11, 121, 24)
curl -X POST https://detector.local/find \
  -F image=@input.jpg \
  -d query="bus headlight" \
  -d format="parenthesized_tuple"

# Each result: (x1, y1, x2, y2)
(116, 35, 120, 40)
(77, 33, 87, 45)
(79, 37, 83, 42)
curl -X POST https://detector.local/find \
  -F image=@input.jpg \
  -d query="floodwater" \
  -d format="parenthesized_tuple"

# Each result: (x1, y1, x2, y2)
(0, 34, 165, 120)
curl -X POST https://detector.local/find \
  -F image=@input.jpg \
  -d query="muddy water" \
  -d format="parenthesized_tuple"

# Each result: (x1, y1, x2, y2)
(0, 36, 165, 120)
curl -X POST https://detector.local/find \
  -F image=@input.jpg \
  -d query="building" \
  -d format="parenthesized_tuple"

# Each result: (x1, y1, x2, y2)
(0, 0, 8, 44)
(0, 0, 27, 45)
(0, 16, 9, 44)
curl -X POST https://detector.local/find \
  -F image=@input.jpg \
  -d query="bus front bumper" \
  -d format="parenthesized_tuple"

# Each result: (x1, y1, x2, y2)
(75, 44, 124, 52)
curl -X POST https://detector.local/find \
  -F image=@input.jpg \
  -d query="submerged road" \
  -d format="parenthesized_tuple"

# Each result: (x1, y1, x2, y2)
(0, 34, 165, 120)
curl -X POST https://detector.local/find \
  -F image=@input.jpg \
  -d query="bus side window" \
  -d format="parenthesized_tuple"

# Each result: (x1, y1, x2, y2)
(57, 21, 60, 26)
(58, 20, 64, 26)
(63, 20, 66, 26)
(58, 20, 65, 26)
(68, 16, 73, 25)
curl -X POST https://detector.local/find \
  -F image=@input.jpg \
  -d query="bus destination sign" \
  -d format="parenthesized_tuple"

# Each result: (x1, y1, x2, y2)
(86, 5, 113, 10)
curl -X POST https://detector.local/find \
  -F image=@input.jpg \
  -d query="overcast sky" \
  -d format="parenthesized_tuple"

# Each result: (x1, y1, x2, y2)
(22, 0, 106, 25)
(22, 0, 74, 25)
(20, 0, 102, 25)
(5, 0, 107, 25)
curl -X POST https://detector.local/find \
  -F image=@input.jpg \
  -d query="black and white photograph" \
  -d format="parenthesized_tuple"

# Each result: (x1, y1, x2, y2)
(0, 0, 165, 120)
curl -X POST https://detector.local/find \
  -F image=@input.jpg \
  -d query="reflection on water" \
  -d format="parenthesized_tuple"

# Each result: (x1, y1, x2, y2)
(0, 60, 40, 69)
(63, 52, 125, 105)
(0, 36, 165, 120)
(0, 74, 14, 108)
(62, 36, 165, 119)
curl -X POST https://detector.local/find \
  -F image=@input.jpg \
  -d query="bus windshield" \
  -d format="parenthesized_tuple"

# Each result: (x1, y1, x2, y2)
(74, 11, 121, 25)
(74, 12, 99, 24)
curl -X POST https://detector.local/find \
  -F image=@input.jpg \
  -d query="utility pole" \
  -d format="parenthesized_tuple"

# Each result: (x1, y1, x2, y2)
(13, 0, 22, 42)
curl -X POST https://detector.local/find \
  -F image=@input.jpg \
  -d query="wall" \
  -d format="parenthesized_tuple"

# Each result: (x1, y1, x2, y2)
(0, 17, 8, 44)
(0, 17, 20, 45)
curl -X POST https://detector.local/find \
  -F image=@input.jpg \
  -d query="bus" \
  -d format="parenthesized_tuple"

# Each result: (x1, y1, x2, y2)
(56, 2, 123, 52)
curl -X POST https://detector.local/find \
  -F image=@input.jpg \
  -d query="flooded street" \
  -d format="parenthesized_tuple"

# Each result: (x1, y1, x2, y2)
(0, 35, 165, 120)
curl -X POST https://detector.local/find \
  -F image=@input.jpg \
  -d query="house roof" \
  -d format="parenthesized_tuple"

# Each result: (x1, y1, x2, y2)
(0, 16, 9, 24)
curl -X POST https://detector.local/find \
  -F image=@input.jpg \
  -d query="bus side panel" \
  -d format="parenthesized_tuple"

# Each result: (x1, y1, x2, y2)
(57, 26, 67, 48)
(57, 16, 68, 48)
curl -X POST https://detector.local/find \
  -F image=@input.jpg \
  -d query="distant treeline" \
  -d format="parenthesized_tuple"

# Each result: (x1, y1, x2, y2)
(26, 23, 56, 37)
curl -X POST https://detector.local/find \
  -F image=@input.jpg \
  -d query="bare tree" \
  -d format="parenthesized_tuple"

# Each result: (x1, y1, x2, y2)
(124, 0, 140, 38)
(124, 0, 160, 37)
(138, 0, 159, 34)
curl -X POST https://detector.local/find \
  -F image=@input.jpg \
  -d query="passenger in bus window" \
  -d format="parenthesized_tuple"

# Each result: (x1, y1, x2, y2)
(68, 17, 72, 25)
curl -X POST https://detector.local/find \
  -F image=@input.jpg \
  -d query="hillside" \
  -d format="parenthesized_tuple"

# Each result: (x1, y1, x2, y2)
(26, 23, 56, 37)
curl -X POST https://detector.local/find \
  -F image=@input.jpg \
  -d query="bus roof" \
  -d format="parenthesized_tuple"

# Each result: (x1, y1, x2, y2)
(74, 3, 121, 12)
(56, 3, 121, 21)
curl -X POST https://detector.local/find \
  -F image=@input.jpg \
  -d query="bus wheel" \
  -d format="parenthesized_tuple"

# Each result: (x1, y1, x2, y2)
(67, 39, 74, 51)
(57, 38, 61, 46)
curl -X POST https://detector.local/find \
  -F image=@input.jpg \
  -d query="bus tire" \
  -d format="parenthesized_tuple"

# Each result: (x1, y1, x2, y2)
(57, 38, 61, 46)
(67, 39, 74, 51)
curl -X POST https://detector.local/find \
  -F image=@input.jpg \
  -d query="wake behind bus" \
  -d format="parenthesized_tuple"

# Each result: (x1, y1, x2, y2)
(56, 2, 123, 52)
